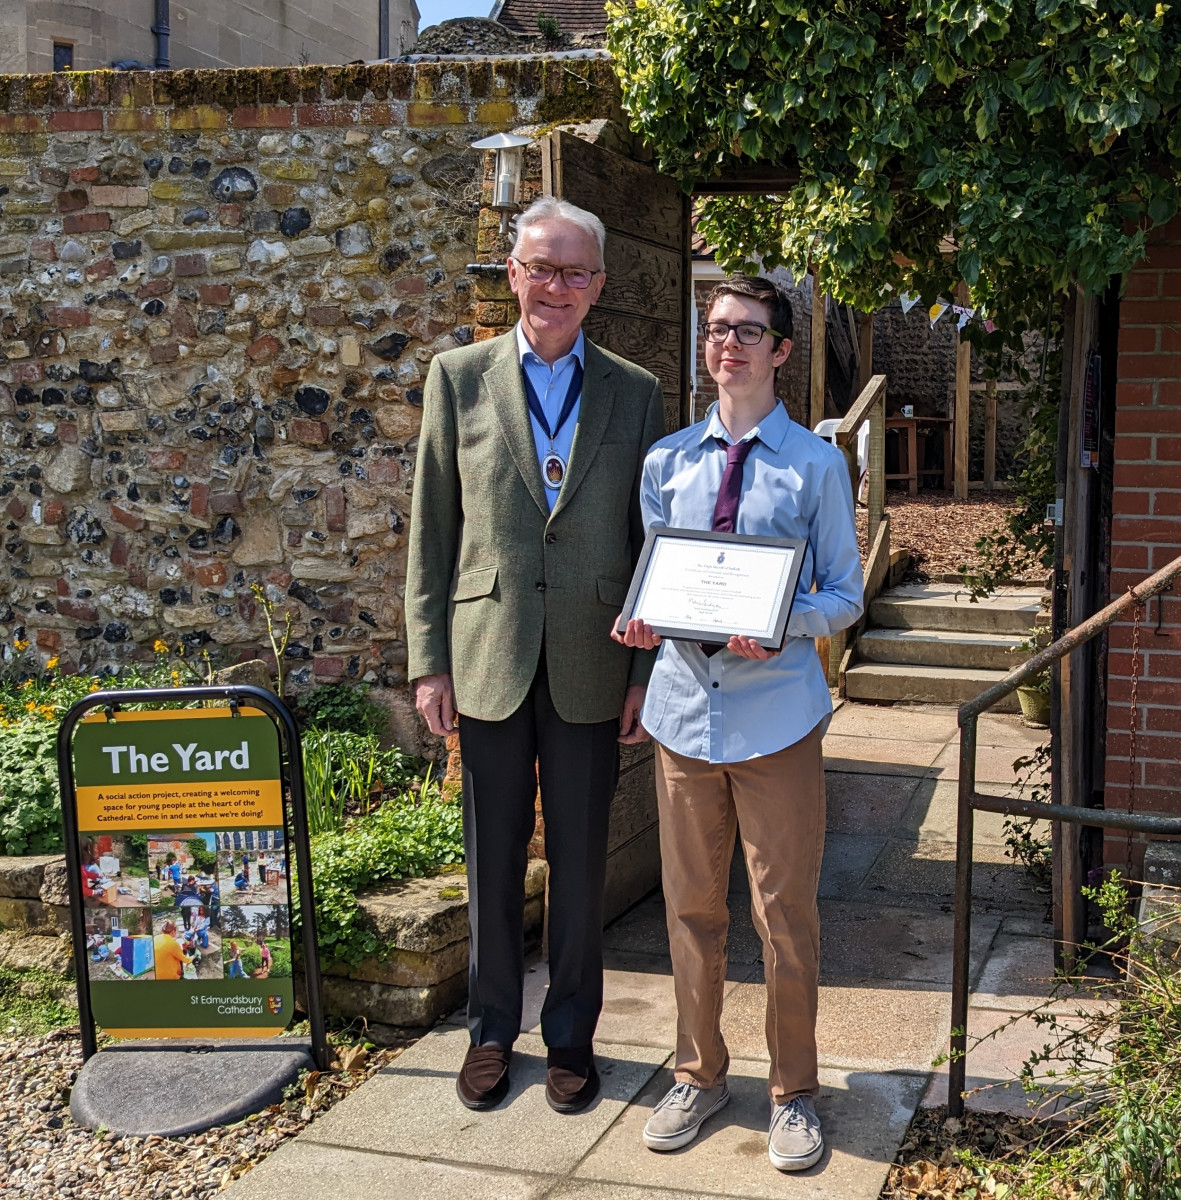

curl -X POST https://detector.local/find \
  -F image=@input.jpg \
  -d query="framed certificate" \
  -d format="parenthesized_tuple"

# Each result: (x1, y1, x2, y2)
(615, 526, 807, 650)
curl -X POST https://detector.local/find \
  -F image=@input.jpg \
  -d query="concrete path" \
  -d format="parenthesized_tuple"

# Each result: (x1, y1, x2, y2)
(224, 703, 1063, 1200)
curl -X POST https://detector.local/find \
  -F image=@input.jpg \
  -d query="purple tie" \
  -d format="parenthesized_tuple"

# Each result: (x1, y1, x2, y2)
(701, 437, 754, 656)
(711, 437, 754, 533)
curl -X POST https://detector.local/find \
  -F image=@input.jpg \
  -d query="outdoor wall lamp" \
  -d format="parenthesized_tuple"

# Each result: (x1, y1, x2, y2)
(470, 132, 532, 234)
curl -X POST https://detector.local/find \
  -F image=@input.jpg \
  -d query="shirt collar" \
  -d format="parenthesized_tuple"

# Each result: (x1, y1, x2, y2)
(515, 322, 585, 371)
(698, 399, 790, 453)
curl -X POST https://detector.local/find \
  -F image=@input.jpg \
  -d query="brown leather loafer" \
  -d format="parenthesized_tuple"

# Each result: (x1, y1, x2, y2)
(456, 1041, 511, 1110)
(546, 1045, 599, 1114)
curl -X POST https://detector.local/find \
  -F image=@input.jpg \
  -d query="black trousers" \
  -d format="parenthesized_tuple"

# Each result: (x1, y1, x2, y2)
(459, 650, 619, 1049)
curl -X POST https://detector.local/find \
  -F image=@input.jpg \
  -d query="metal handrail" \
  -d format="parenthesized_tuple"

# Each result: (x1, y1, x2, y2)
(948, 553, 1181, 1117)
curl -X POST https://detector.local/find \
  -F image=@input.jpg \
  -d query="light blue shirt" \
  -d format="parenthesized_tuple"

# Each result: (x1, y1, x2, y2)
(640, 401, 864, 763)
(516, 323, 585, 513)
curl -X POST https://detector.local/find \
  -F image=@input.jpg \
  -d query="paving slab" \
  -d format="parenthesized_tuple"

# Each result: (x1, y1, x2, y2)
(575, 1060, 927, 1200)
(927, 741, 1047, 785)
(220, 1142, 553, 1200)
(826, 704, 960, 744)
(898, 779, 1011, 846)
(825, 772, 923, 835)
(548, 1183, 751, 1200)
(819, 900, 1001, 988)
(861, 838, 1047, 911)
(606, 893, 765, 971)
(923, 1007, 1111, 1118)
(971, 934, 1113, 1015)
(975, 712, 1050, 750)
(300, 1025, 668, 1173)
(720, 976, 952, 1075)
(819, 832, 887, 899)
(822, 735, 946, 777)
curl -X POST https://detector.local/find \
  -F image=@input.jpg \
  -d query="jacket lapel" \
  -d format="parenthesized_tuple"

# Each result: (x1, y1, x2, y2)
(484, 335, 550, 518)
(552, 340, 614, 520)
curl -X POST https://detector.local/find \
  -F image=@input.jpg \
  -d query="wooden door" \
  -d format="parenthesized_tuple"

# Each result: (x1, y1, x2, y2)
(542, 130, 691, 433)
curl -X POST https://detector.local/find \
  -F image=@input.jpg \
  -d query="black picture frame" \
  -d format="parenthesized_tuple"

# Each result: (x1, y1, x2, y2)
(615, 525, 808, 650)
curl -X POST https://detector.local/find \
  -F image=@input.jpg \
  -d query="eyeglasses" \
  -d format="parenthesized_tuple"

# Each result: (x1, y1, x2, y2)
(700, 321, 785, 345)
(511, 258, 601, 289)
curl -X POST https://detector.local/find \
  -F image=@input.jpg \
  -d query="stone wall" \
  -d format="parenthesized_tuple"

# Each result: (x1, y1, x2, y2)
(0, 59, 621, 745)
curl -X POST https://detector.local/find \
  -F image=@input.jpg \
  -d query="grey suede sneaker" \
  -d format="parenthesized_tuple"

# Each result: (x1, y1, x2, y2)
(642, 1080, 730, 1151)
(768, 1095, 824, 1171)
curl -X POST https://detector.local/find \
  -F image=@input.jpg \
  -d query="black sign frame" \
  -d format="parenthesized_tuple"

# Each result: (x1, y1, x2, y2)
(57, 684, 329, 1070)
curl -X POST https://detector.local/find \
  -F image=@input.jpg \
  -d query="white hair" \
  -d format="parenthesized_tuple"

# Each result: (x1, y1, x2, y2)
(510, 196, 606, 270)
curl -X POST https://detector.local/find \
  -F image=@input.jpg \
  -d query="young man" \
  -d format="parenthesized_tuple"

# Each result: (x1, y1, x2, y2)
(615, 276, 863, 1171)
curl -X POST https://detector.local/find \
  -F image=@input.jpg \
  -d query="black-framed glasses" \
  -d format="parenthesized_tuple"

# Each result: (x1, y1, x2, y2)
(510, 258, 602, 289)
(700, 321, 785, 345)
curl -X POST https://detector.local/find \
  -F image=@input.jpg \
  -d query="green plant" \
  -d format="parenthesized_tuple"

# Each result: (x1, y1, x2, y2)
(0, 964, 76, 1036)
(537, 13, 561, 44)
(302, 730, 417, 836)
(299, 780, 465, 968)
(298, 682, 388, 737)
(956, 875, 1181, 1200)
(251, 582, 293, 697)
(607, 1, 1181, 349)
(1003, 742, 1053, 893)
(186, 836, 218, 874)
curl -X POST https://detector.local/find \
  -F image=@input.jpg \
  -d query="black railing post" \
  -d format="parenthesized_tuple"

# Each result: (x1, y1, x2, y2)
(948, 713, 977, 1117)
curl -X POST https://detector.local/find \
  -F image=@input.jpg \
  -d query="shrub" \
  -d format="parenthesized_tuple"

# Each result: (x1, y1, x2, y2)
(297, 682, 388, 737)
(300, 783, 465, 968)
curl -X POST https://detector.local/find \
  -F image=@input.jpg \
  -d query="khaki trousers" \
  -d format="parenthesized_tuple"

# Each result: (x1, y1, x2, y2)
(654, 724, 825, 1104)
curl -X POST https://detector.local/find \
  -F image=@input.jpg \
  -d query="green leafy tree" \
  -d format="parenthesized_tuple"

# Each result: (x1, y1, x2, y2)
(607, 0, 1181, 343)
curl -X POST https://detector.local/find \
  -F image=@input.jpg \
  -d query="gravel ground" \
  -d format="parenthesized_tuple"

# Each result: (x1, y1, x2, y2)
(1, 1026, 402, 1199)
(857, 491, 1039, 581)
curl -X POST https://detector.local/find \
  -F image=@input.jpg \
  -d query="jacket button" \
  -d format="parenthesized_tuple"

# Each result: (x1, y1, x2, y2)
(536, 582, 546, 592)
(545, 532, 556, 544)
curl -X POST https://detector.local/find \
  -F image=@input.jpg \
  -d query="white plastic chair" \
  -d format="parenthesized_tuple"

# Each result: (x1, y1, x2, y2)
(813, 418, 869, 503)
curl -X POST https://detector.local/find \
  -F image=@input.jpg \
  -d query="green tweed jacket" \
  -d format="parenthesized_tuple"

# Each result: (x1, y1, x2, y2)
(405, 330, 665, 724)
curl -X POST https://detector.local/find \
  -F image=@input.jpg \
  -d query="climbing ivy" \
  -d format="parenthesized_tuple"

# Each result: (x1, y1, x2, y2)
(607, 0, 1181, 340)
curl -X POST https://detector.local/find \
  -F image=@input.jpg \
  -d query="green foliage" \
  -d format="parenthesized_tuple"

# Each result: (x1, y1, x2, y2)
(186, 836, 218, 874)
(302, 730, 419, 836)
(1003, 741, 1052, 891)
(537, 13, 562, 44)
(300, 783, 465, 968)
(298, 682, 388, 738)
(0, 965, 76, 1036)
(607, 0, 1181, 343)
(958, 874, 1181, 1200)
(234, 939, 293, 979)
(0, 706, 60, 854)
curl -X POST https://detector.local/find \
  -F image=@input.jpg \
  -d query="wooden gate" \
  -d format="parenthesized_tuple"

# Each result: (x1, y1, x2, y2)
(542, 131, 692, 434)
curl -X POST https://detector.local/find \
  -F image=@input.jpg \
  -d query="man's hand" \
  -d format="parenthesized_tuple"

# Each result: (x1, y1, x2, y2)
(726, 635, 780, 660)
(610, 615, 662, 650)
(415, 672, 457, 736)
(618, 684, 649, 745)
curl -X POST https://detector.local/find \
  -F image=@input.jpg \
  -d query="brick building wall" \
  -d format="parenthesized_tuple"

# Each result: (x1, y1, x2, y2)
(1104, 216, 1181, 874)
(0, 59, 619, 748)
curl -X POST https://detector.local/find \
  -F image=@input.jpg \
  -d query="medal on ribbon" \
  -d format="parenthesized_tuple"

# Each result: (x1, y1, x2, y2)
(522, 359, 584, 491)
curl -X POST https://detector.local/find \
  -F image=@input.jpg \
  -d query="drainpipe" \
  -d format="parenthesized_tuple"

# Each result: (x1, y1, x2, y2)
(378, 0, 389, 57)
(152, 0, 171, 69)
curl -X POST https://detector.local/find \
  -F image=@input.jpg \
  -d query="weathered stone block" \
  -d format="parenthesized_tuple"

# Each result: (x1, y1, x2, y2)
(0, 896, 70, 934)
(0, 854, 62, 899)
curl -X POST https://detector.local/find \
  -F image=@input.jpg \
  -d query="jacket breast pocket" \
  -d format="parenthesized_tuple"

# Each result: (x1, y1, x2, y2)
(596, 577, 629, 609)
(452, 565, 498, 602)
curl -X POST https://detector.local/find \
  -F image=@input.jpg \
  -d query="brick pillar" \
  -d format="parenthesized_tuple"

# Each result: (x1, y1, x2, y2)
(1103, 217, 1181, 876)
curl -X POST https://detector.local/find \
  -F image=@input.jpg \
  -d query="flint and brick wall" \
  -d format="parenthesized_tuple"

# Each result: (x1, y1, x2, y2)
(1104, 216, 1181, 873)
(0, 59, 619, 745)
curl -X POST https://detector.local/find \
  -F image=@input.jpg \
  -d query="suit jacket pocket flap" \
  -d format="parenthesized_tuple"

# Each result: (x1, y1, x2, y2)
(453, 566, 498, 602)
(597, 576, 629, 608)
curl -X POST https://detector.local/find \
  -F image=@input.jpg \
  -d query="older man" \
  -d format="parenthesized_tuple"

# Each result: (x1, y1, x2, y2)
(407, 196, 665, 1113)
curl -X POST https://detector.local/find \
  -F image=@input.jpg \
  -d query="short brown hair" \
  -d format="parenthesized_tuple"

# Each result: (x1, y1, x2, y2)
(704, 276, 793, 346)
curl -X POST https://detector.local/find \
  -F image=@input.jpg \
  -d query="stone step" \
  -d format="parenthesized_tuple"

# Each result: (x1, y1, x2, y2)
(844, 662, 1021, 711)
(869, 583, 1047, 635)
(858, 627, 1026, 671)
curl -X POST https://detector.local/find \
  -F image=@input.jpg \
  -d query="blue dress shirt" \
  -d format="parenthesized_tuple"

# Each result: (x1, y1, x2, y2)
(639, 401, 864, 763)
(516, 323, 585, 513)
